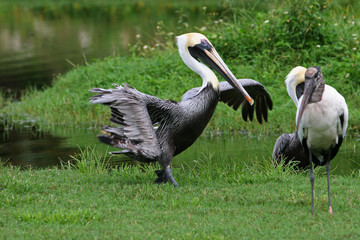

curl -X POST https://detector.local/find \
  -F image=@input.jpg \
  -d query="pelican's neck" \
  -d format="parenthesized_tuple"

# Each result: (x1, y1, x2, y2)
(286, 78, 300, 107)
(285, 66, 307, 107)
(177, 36, 219, 92)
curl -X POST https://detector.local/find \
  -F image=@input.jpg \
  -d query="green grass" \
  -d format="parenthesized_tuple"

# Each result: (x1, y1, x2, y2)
(1, 150, 360, 239)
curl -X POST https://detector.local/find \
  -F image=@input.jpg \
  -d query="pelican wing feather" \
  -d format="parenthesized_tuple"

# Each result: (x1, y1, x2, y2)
(219, 79, 273, 124)
(90, 84, 175, 159)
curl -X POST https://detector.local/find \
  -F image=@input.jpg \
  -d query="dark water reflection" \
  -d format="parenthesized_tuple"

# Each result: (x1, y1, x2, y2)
(1, 125, 359, 175)
(0, 2, 224, 95)
(0, 126, 75, 168)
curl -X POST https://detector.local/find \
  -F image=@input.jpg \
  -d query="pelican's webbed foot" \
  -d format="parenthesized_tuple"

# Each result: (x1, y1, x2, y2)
(154, 169, 168, 184)
(154, 167, 179, 187)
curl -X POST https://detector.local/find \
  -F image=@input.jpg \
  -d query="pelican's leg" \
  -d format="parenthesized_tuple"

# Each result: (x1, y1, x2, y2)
(165, 165, 179, 187)
(308, 147, 315, 215)
(156, 149, 179, 187)
(326, 154, 333, 214)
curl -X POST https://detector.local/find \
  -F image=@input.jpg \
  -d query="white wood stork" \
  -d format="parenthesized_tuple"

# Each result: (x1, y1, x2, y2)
(296, 66, 348, 214)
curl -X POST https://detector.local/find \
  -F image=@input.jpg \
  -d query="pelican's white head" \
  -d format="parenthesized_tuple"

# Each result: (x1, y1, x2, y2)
(176, 32, 254, 105)
(285, 66, 307, 107)
(176, 33, 216, 88)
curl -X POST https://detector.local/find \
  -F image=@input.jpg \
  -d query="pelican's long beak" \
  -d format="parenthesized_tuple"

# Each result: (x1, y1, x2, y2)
(206, 47, 254, 105)
(189, 40, 254, 105)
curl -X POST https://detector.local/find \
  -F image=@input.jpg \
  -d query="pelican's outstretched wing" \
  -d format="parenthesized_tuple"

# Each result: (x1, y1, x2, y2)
(219, 79, 273, 124)
(90, 84, 175, 160)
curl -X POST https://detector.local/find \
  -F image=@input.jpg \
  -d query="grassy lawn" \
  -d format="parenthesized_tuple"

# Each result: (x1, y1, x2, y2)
(1, 153, 360, 239)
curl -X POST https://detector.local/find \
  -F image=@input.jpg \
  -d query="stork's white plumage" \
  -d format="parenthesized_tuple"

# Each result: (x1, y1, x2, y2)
(296, 66, 348, 214)
(297, 84, 348, 163)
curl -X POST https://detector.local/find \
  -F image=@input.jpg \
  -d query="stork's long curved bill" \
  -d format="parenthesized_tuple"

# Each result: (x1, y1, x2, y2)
(296, 79, 314, 132)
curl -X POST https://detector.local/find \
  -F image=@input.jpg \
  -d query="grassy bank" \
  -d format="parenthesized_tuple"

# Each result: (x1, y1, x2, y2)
(1, 150, 360, 239)
(1, 0, 359, 135)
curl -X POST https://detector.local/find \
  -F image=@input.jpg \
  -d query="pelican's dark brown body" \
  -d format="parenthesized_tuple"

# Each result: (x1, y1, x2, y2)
(90, 33, 272, 187)
(94, 83, 218, 163)
(170, 85, 218, 156)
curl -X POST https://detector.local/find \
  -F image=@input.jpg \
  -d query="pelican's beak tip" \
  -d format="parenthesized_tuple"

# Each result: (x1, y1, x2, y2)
(247, 97, 254, 106)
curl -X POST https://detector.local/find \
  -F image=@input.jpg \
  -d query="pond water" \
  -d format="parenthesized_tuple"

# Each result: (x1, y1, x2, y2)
(1, 125, 359, 175)
(0, 2, 229, 95)
(1, 1, 360, 174)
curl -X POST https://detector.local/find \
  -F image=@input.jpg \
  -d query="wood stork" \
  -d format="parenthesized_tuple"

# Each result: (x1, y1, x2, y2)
(296, 66, 348, 214)
(90, 33, 273, 187)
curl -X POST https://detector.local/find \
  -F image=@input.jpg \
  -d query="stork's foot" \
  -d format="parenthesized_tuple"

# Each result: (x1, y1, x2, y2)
(154, 169, 168, 184)
(329, 206, 333, 214)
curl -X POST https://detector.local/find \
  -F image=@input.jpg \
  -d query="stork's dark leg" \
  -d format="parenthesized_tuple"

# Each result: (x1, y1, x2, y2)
(308, 147, 315, 215)
(165, 166, 179, 187)
(326, 152, 333, 214)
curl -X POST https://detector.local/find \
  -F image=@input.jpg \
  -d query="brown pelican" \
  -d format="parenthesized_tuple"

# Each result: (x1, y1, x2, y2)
(90, 33, 272, 187)
(296, 66, 348, 214)
(272, 66, 318, 169)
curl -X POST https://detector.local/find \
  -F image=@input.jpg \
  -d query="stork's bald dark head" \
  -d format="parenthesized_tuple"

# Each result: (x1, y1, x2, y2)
(305, 66, 321, 80)
(304, 66, 325, 104)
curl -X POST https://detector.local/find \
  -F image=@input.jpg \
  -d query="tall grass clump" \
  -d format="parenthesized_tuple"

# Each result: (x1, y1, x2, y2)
(63, 145, 161, 184)
(65, 146, 111, 174)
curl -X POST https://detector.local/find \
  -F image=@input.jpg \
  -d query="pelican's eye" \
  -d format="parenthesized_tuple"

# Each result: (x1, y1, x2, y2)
(200, 39, 212, 50)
